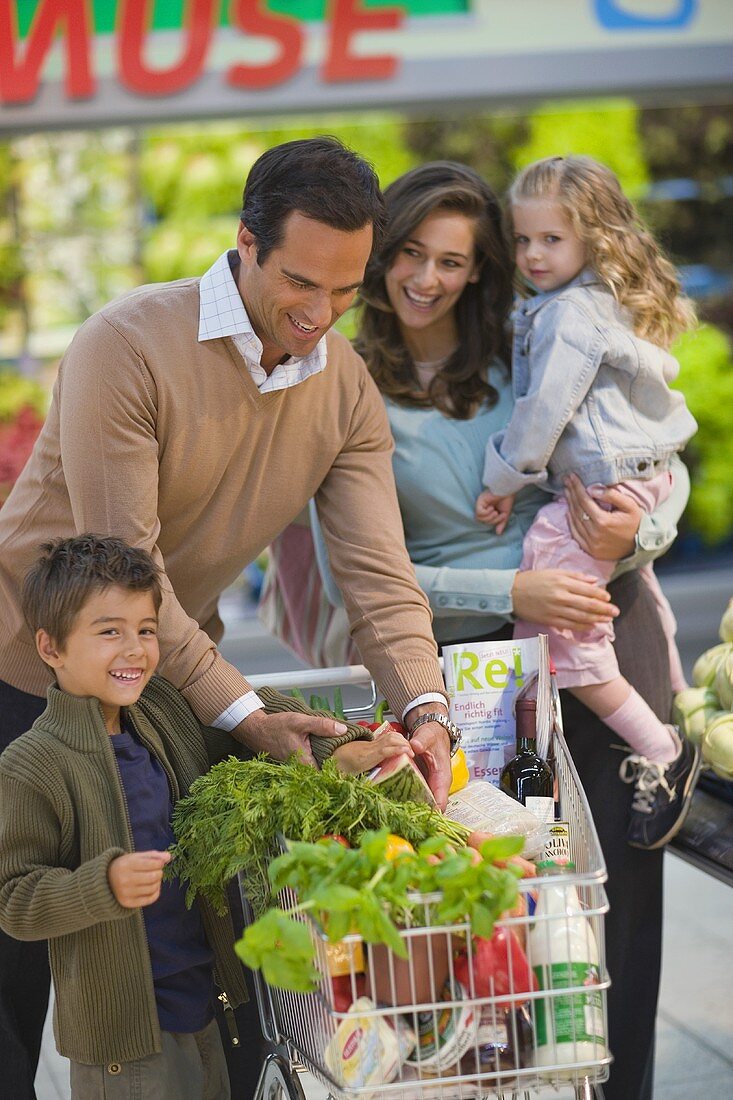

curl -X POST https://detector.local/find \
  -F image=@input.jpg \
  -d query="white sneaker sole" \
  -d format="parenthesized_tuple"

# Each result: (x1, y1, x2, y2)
(629, 742, 703, 851)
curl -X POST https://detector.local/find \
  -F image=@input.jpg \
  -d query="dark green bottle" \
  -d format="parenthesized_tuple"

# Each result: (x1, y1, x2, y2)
(500, 698, 554, 816)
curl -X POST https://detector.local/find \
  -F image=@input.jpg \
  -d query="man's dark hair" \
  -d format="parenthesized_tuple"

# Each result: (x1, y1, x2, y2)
(22, 535, 163, 647)
(241, 136, 386, 265)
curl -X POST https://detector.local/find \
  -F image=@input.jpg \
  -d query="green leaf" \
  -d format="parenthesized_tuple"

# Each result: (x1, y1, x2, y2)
(475, 835, 525, 862)
(310, 884, 362, 911)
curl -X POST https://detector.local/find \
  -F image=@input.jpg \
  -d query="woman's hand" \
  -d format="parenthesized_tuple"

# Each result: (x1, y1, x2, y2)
(511, 569, 619, 631)
(331, 729, 414, 775)
(564, 473, 640, 560)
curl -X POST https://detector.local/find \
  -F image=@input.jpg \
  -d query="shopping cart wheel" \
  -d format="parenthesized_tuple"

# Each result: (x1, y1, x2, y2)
(252, 1051, 307, 1100)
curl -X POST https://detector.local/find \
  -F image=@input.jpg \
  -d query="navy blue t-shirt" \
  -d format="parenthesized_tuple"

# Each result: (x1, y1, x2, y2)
(112, 722, 215, 1033)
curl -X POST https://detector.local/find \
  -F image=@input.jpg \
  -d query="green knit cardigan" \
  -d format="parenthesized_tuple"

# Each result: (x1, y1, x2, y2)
(0, 676, 369, 1064)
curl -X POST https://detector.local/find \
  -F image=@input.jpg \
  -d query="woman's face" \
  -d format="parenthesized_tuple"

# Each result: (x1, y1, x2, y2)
(384, 210, 479, 350)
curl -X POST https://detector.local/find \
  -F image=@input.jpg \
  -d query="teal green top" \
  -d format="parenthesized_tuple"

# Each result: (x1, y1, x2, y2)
(314, 363, 689, 646)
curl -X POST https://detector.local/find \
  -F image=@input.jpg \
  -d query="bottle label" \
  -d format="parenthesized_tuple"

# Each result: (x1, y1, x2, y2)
(533, 962, 605, 1047)
(542, 821, 571, 864)
(525, 795, 555, 823)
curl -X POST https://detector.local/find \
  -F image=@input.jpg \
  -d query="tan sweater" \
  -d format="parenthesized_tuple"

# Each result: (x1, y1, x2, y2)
(0, 277, 444, 722)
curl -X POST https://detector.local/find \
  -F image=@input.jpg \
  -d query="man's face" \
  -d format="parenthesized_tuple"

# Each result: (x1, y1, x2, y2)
(236, 211, 373, 372)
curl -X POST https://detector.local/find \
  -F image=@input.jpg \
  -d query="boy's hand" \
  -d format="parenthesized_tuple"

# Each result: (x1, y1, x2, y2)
(475, 490, 515, 535)
(108, 850, 171, 909)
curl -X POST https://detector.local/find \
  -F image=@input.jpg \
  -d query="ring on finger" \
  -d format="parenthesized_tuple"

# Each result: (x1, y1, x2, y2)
(581, 511, 591, 522)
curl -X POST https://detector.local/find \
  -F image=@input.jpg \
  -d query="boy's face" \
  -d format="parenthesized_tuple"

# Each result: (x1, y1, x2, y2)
(37, 586, 160, 735)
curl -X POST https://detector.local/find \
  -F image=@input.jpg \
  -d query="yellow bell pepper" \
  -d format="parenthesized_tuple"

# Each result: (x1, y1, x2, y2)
(449, 748, 470, 794)
(384, 834, 415, 860)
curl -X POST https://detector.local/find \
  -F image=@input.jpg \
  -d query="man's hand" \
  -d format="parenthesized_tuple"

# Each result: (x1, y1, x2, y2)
(333, 727, 414, 775)
(404, 704, 452, 811)
(108, 850, 171, 909)
(564, 473, 641, 559)
(233, 709, 348, 766)
(475, 490, 515, 535)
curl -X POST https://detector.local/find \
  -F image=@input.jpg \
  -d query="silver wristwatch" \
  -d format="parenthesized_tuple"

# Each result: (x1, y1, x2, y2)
(407, 712, 463, 756)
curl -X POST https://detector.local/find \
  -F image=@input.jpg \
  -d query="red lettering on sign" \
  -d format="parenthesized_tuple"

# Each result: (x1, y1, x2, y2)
(117, 0, 216, 96)
(0, 0, 95, 104)
(322, 0, 402, 83)
(227, 0, 303, 89)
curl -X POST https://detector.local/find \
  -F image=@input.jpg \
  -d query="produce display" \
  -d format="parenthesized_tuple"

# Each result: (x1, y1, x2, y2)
(673, 597, 733, 779)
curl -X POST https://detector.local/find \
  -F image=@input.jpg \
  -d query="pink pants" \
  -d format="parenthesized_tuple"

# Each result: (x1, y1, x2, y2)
(514, 473, 685, 691)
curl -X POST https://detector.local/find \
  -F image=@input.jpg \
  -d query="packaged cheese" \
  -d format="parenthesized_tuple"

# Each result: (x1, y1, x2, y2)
(324, 997, 414, 1095)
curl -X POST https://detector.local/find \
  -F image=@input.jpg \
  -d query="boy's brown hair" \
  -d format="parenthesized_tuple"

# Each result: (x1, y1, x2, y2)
(22, 534, 163, 647)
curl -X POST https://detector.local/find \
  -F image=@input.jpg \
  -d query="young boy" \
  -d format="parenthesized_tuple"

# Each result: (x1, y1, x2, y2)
(0, 535, 300, 1099)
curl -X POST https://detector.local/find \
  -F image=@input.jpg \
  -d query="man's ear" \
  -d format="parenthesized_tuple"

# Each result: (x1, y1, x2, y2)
(36, 629, 64, 669)
(236, 222, 258, 265)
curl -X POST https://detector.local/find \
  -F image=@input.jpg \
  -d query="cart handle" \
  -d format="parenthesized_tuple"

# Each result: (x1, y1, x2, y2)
(246, 659, 445, 694)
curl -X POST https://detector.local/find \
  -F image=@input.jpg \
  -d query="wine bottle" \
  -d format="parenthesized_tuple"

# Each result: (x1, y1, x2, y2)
(500, 698, 554, 821)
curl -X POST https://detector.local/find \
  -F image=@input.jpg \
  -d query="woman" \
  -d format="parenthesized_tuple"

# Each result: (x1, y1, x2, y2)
(334, 161, 687, 1100)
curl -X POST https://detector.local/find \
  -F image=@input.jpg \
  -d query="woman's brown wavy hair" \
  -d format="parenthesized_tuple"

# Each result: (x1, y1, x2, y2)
(509, 155, 696, 347)
(354, 162, 513, 419)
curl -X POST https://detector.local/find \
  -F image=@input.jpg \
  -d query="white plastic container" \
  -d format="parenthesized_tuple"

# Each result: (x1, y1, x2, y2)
(528, 861, 607, 1071)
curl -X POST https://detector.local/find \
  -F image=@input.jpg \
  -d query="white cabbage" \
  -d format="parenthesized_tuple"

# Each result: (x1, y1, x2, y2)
(672, 687, 721, 745)
(692, 642, 732, 689)
(720, 598, 733, 644)
(702, 712, 733, 780)
(714, 650, 733, 711)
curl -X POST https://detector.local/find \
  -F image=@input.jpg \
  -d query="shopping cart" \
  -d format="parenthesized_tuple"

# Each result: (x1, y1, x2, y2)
(243, 663, 611, 1100)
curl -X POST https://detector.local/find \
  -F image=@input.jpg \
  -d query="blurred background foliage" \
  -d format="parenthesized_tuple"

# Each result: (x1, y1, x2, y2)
(0, 100, 731, 550)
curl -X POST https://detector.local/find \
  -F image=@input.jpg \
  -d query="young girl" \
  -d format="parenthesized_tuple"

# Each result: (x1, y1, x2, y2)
(475, 154, 699, 850)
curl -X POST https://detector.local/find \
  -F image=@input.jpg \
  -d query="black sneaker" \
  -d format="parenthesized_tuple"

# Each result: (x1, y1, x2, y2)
(619, 729, 702, 850)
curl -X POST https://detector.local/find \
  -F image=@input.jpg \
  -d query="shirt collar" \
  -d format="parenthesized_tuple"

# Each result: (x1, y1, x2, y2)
(517, 267, 604, 318)
(198, 250, 327, 376)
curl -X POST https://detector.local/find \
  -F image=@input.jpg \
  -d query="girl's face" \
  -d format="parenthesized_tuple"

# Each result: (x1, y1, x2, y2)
(512, 198, 587, 292)
(384, 210, 479, 353)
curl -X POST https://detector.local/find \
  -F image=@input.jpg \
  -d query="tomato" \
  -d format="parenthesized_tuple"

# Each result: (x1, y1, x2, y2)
(317, 834, 350, 847)
(384, 834, 414, 860)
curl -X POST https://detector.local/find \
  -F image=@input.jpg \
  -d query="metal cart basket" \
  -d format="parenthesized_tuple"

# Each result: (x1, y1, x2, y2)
(243, 663, 611, 1100)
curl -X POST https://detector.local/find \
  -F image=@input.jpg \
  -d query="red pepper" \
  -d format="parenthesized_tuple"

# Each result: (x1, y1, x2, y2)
(454, 927, 536, 1009)
(330, 972, 366, 1013)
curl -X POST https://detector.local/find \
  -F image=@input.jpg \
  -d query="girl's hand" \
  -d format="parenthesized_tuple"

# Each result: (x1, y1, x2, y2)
(512, 569, 619, 630)
(332, 729, 414, 775)
(564, 474, 640, 559)
(108, 850, 171, 909)
(476, 490, 515, 535)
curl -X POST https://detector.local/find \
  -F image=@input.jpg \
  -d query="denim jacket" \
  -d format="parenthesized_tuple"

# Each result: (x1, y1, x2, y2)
(482, 269, 697, 496)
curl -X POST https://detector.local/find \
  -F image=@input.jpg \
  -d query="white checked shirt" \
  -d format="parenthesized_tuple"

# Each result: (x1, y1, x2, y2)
(198, 250, 326, 393)
(197, 251, 445, 732)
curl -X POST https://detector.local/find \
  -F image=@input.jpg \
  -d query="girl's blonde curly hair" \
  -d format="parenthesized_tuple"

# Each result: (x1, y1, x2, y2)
(509, 155, 696, 348)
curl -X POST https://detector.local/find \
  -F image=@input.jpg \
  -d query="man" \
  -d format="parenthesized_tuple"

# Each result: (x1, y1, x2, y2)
(0, 137, 458, 1096)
